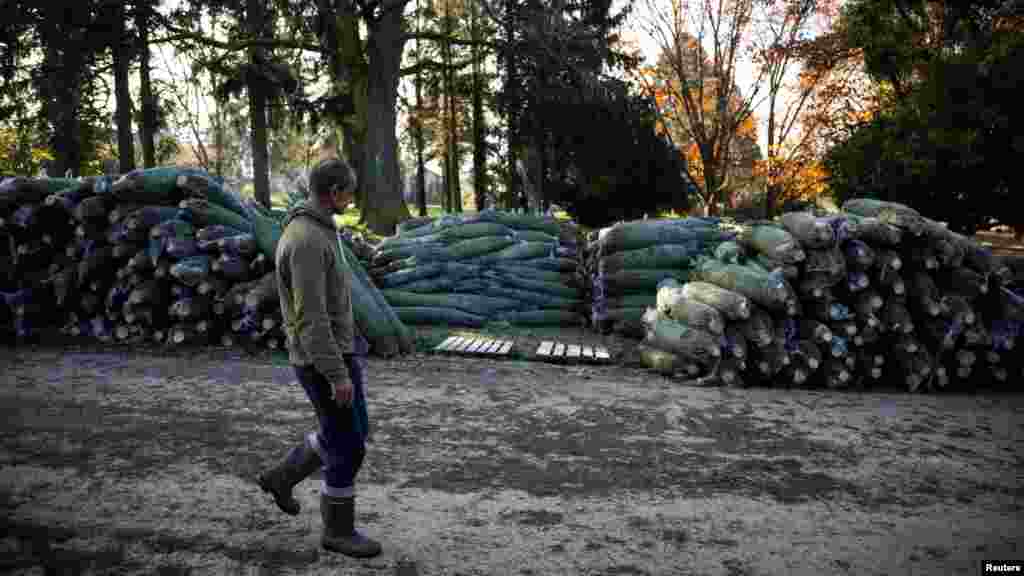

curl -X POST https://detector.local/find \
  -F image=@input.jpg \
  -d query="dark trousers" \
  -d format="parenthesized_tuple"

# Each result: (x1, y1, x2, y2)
(294, 355, 368, 497)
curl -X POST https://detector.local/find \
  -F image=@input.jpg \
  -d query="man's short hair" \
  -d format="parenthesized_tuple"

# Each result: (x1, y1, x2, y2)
(310, 158, 356, 198)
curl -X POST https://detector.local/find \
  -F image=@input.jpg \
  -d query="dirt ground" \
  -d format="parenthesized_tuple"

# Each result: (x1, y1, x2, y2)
(0, 341, 1022, 576)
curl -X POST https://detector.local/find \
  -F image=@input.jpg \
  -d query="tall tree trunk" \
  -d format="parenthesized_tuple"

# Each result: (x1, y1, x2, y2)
(532, 61, 547, 213)
(415, 0, 428, 217)
(503, 0, 520, 211)
(341, 123, 365, 193)
(443, 0, 462, 213)
(442, 147, 451, 212)
(765, 96, 778, 217)
(471, 0, 487, 212)
(213, 90, 224, 177)
(415, 122, 427, 216)
(113, 2, 136, 174)
(319, 0, 368, 212)
(360, 3, 411, 235)
(42, 4, 85, 177)
(449, 96, 462, 213)
(247, 0, 271, 209)
(703, 162, 720, 217)
(136, 0, 157, 168)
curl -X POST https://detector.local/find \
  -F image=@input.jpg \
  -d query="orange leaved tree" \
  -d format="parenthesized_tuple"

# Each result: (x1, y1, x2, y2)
(636, 0, 765, 216)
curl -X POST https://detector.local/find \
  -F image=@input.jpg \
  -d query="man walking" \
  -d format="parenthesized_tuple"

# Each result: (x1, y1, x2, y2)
(257, 157, 381, 558)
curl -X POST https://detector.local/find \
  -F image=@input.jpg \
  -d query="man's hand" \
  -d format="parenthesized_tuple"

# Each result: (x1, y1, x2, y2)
(332, 377, 354, 407)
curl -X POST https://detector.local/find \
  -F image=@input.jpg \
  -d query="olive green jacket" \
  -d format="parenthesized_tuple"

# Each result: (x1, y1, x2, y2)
(275, 199, 354, 383)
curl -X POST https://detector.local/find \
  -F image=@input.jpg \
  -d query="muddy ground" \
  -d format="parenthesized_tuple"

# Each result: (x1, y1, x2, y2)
(1, 342, 1021, 576)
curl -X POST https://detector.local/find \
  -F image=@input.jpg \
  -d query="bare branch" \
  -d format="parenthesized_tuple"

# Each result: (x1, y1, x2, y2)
(152, 26, 324, 54)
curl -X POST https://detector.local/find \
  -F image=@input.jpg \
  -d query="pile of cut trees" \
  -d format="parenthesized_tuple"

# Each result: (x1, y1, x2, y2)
(369, 211, 584, 327)
(583, 217, 733, 338)
(0, 169, 413, 356)
(618, 200, 1022, 392)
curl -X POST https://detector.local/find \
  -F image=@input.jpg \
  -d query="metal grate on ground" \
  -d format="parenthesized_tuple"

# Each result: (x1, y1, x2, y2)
(534, 341, 612, 364)
(433, 335, 514, 357)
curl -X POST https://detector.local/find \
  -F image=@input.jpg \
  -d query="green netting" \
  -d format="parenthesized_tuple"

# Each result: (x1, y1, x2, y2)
(446, 235, 518, 260)
(449, 279, 491, 294)
(393, 306, 486, 328)
(496, 309, 580, 326)
(381, 290, 523, 317)
(596, 218, 724, 255)
(339, 237, 414, 355)
(493, 264, 575, 286)
(738, 224, 805, 264)
(693, 260, 791, 312)
(480, 285, 580, 310)
(842, 198, 925, 235)
(601, 268, 691, 296)
(179, 199, 253, 233)
(512, 229, 557, 243)
(844, 214, 903, 246)
(473, 241, 553, 262)
(598, 243, 706, 275)
(111, 167, 202, 205)
(779, 212, 835, 249)
(438, 222, 513, 242)
(174, 172, 251, 219)
(374, 242, 453, 264)
(396, 276, 456, 294)
(678, 281, 750, 321)
(376, 263, 446, 289)
(483, 271, 579, 299)
(41, 177, 82, 193)
(376, 232, 445, 252)
(519, 257, 577, 272)
(492, 212, 562, 236)
(656, 278, 725, 335)
(713, 241, 745, 264)
(151, 219, 195, 240)
(251, 210, 283, 263)
(641, 307, 721, 365)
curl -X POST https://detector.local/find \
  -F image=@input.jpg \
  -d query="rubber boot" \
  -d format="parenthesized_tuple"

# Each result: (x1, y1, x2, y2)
(257, 436, 322, 516)
(320, 494, 382, 558)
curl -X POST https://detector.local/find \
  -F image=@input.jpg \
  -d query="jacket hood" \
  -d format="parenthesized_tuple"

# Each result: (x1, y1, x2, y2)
(282, 199, 338, 232)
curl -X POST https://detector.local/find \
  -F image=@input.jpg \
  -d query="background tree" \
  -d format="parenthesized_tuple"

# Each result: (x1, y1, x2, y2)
(748, 0, 838, 216)
(824, 0, 1024, 234)
(537, 82, 694, 227)
(137, 0, 160, 168)
(639, 0, 765, 216)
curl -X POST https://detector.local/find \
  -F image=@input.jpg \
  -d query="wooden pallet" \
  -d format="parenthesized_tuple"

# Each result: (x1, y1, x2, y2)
(433, 335, 514, 357)
(535, 341, 613, 364)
